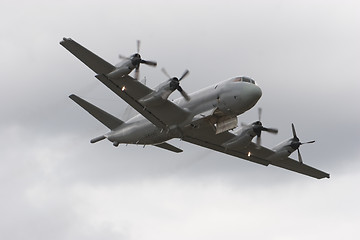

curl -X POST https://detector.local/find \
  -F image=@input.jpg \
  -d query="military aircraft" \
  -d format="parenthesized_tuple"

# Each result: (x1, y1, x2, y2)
(60, 38, 329, 179)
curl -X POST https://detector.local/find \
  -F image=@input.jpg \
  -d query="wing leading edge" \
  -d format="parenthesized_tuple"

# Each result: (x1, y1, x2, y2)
(60, 38, 115, 75)
(95, 74, 191, 129)
(182, 124, 329, 179)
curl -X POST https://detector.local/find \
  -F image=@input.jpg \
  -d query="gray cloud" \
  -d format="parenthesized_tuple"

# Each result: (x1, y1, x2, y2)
(1, 0, 360, 239)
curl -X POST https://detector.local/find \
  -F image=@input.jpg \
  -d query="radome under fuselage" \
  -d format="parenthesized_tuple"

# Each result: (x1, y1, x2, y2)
(106, 77, 262, 145)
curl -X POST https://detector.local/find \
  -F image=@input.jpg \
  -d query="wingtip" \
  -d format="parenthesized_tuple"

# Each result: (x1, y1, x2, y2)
(69, 94, 76, 99)
(320, 173, 330, 179)
(60, 37, 72, 45)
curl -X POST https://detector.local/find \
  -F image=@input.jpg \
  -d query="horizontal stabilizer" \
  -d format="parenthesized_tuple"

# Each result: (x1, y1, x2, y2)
(60, 38, 115, 74)
(90, 135, 106, 143)
(69, 94, 124, 130)
(153, 142, 183, 153)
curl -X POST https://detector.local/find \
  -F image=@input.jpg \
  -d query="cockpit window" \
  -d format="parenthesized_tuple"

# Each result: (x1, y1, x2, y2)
(232, 77, 256, 84)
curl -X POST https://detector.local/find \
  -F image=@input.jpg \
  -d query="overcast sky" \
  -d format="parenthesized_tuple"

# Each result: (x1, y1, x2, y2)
(1, 0, 360, 239)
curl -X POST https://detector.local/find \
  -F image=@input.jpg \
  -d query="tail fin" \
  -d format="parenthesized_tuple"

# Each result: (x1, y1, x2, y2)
(69, 94, 124, 130)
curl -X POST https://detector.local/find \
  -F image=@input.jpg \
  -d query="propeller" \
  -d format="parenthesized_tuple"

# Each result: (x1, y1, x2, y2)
(290, 123, 315, 164)
(252, 108, 278, 146)
(118, 40, 157, 80)
(161, 68, 191, 101)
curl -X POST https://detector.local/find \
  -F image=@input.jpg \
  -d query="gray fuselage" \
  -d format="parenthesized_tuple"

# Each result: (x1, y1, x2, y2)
(106, 77, 262, 145)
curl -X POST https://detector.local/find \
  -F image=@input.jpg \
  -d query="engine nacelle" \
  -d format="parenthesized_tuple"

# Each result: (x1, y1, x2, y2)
(138, 80, 174, 107)
(106, 61, 134, 79)
(222, 126, 254, 149)
(267, 139, 294, 161)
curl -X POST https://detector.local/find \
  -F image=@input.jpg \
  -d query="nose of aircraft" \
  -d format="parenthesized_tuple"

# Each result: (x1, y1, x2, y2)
(244, 83, 262, 101)
(242, 83, 262, 109)
(230, 82, 262, 113)
(252, 84, 262, 100)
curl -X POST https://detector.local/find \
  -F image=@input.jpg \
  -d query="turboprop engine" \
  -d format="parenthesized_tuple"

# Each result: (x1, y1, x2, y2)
(139, 69, 190, 106)
(222, 108, 278, 149)
(107, 40, 157, 80)
(269, 123, 315, 163)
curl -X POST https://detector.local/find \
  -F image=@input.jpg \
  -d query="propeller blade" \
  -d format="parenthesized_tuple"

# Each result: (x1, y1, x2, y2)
(141, 60, 157, 66)
(136, 40, 140, 53)
(161, 68, 171, 79)
(301, 140, 315, 145)
(119, 54, 130, 60)
(256, 135, 261, 146)
(263, 127, 278, 134)
(177, 86, 190, 101)
(251, 108, 278, 145)
(291, 123, 298, 139)
(177, 85, 183, 92)
(297, 149, 303, 164)
(179, 69, 189, 81)
(258, 108, 262, 122)
(180, 90, 191, 101)
(134, 66, 140, 81)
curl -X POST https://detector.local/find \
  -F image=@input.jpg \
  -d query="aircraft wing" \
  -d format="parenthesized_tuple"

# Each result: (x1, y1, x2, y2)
(267, 152, 330, 179)
(60, 38, 115, 74)
(182, 123, 330, 179)
(60, 38, 190, 129)
(182, 124, 271, 166)
(95, 74, 191, 129)
(154, 142, 183, 153)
